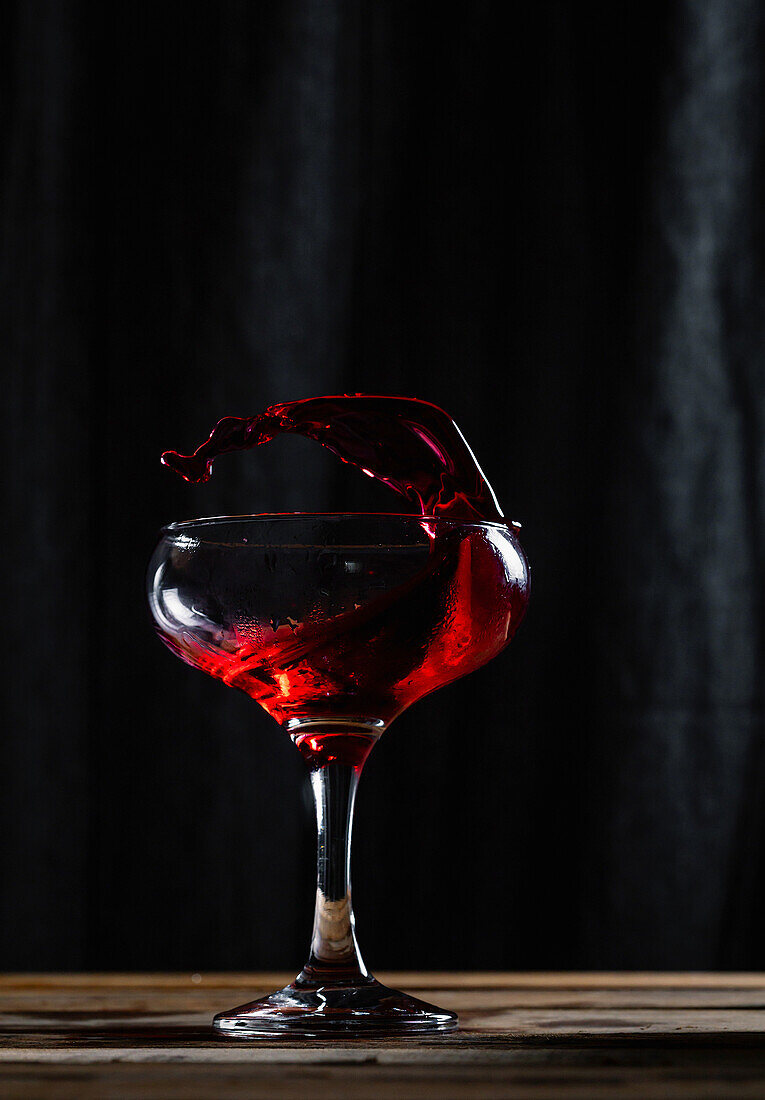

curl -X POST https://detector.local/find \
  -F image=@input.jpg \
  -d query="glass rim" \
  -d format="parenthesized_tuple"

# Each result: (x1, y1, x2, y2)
(161, 512, 521, 534)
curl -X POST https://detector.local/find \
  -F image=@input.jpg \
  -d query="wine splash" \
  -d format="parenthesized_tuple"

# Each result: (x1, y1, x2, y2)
(161, 394, 504, 523)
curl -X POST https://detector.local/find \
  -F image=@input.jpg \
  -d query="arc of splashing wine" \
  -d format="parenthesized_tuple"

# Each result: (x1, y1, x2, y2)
(161, 394, 506, 524)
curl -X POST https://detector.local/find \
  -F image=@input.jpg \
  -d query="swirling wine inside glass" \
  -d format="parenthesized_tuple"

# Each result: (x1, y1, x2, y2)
(148, 513, 528, 1036)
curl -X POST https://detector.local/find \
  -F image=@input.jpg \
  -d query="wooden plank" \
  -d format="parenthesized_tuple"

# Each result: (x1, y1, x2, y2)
(1, 987, 764, 1013)
(0, 975, 764, 1098)
(0, 971, 764, 989)
(2, 1054, 765, 1099)
(0, 976, 763, 1017)
(2, 1010, 765, 1047)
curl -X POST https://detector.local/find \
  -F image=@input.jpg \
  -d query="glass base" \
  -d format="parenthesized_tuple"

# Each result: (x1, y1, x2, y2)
(212, 976, 458, 1038)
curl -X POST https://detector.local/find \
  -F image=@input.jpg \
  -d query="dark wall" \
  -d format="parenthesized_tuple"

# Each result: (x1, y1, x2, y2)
(2, 0, 764, 971)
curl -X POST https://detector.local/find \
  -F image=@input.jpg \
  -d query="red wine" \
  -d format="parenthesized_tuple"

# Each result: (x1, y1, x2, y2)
(292, 731, 378, 770)
(162, 395, 504, 522)
(157, 521, 527, 729)
(157, 397, 528, 763)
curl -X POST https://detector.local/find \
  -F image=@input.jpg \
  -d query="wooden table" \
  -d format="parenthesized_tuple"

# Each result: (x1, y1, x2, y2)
(2, 973, 765, 1097)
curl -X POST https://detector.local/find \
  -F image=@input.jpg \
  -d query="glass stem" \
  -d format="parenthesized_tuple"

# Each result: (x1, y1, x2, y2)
(297, 760, 370, 987)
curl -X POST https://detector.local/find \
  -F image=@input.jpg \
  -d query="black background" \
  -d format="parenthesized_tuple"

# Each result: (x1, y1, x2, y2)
(2, 0, 764, 971)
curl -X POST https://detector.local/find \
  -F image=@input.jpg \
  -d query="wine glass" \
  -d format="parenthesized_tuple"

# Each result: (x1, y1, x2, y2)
(147, 513, 529, 1036)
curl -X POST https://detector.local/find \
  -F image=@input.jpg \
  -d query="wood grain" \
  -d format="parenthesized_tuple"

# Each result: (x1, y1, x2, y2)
(1, 974, 765, 1098)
